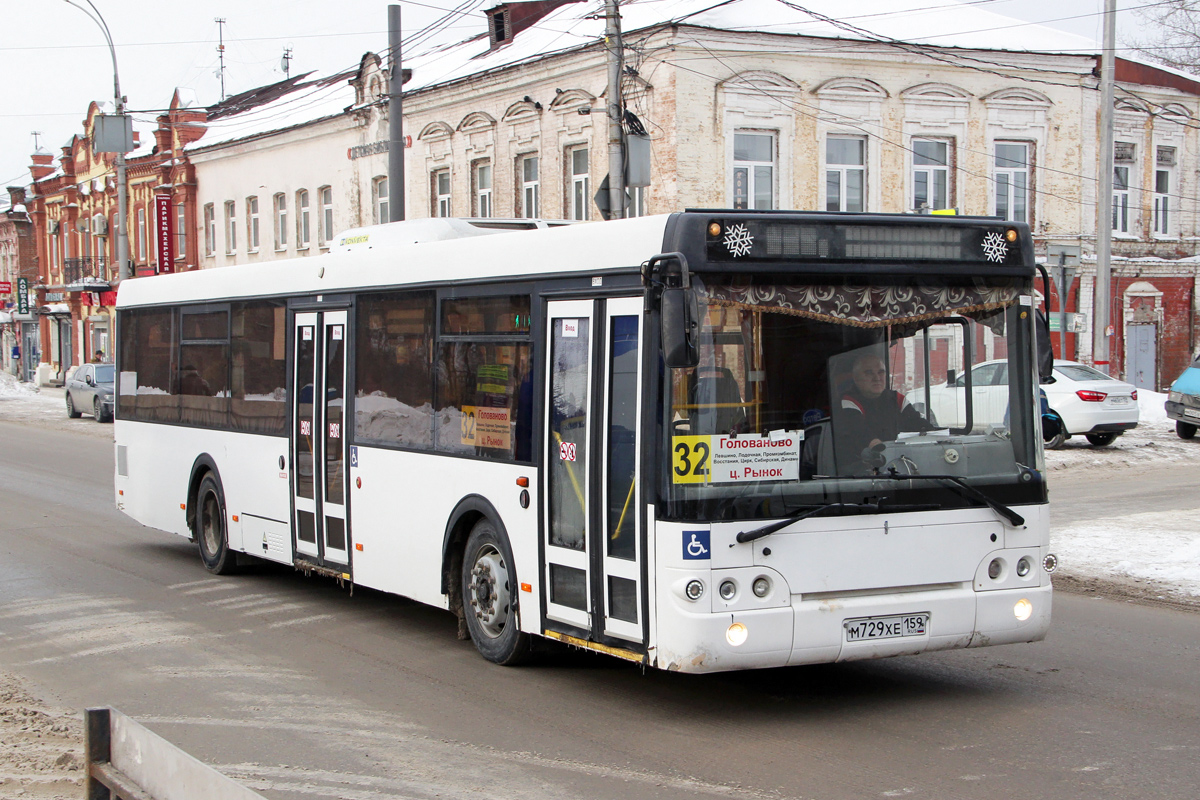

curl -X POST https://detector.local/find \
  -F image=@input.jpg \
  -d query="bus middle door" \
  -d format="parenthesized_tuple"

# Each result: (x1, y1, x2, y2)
(291, 310, 350, 570)
(544, 297, 644, 649)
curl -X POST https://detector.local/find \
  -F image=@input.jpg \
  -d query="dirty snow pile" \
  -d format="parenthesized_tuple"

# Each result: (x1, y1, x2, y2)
(1049, 389, 1200, 599)
(0, 370, 39, 397)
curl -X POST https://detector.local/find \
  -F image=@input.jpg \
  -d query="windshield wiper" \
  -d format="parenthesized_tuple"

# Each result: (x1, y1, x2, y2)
(877, 471, 1025, 527)
(735, 501, 942, 544)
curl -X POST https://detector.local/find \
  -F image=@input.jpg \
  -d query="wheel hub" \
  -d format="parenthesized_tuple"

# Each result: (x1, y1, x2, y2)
(469, 548, 510, 638)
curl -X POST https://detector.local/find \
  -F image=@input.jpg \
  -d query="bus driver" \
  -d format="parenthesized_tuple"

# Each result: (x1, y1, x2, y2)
(833, 352, 933, 472)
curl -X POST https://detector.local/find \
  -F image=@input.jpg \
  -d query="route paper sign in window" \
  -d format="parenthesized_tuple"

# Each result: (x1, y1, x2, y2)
(672, 432, 801, 484)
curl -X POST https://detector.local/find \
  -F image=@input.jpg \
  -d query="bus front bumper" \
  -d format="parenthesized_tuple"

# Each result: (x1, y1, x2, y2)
(652, 583, 1052, 674)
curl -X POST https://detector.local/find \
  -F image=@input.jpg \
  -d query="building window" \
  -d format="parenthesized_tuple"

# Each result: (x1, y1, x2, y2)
(520, 156, 539, 218)
(825, 136, 865, 213)
(569, 147, 590, 221)
(912, 139, 951, 211)
(203, 204, 215, 256)
(1154, 146, 1175, 236)
(247, 196, 260, 252)
(475, 162, 492, 218)
(136, 208, 147, 260)
(373, 176, 389, 224)
(733, 132, 774, 210)
(433, 170, 451, 217)
(175, 204, 186, 259)
(319, 186, 333, 246)
(223, 201, 236, 254)
(297, 189, 310, 248)
(993, 142, 1030, 223)
(273, 193, 287, 250)
(1113, 166, 1131, 234)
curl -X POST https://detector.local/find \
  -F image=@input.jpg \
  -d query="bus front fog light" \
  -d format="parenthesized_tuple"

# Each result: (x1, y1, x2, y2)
(718, 580, 737, 601)
(752, 576, 771, 597)
(988, 558, 1004, 580)
(1043, 554, 1058, 573)
(684, 580, 705, 601)
(1014, 598, 1033, 621)
(726, 622, 748, 646)
(1016, 556, 1032, 578)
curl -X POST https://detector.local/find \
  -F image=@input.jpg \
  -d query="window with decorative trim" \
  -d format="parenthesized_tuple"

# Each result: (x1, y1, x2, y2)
(373, 176, 389, 224)
(1113, 142, 1134, 234)
(296, 189, 311, 248)
(273, 193, 288, 250)
(247, 196, 260, 252)
(433, 169, 451, 217)
(569, 147, 590, 220)
(993, 142, 1030, 223)
(519, 155, 539, 218)
(474, 162, 493, 218)
(912, 139, 952, 211)
(825, 136, 865, 213)
(319, 186, 333, 247)
(732, 131, 775, 210)
(203, 203, 215, 256)
(222, 202, 235, 255)
(1154, 146, 1175, 236)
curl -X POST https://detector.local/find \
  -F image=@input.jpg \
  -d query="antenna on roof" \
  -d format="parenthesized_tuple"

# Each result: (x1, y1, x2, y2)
(31, 131, 42, 151)
(281, 45, 293, 79)
(215, 18, 228, 101)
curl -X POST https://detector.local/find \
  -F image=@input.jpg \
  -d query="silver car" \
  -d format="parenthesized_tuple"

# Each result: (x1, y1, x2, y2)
(66, 363, 115, 423)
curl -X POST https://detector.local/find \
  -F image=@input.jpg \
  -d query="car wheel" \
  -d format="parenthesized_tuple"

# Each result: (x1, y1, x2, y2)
(1086, 432, 1119, 447)
(1045, 425, 1067, 450)
(66, 393, 82, 419)
(92, 397, 111, 423)
(1177, 421, 1198, 440)
(461, 518, 531, 665)
(194, 472, 239, 575)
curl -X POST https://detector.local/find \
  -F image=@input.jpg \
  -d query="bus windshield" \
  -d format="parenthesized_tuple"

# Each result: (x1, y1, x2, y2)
(662, 273, 1042, 521)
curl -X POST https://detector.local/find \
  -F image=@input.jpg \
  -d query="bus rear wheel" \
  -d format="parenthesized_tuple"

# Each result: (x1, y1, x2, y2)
(195, 473, 238, 575)
(461, 518, 530, 665)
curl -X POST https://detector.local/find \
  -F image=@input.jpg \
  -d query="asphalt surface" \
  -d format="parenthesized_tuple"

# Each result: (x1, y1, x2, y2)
(1, 419, 1198, 799)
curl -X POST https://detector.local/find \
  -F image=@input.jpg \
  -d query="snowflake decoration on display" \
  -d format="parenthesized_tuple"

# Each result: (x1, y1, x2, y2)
(723, 223, 754, 257)
(981, 231, 1008, 263)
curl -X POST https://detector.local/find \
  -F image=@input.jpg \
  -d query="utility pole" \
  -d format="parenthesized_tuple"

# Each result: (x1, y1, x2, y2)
(388, 4, 405, 222)
(604, 0, 625, 220)
(1094, 0, 1116, 375)
(215, 18, 228, 101)
(281, 46, 293, 79)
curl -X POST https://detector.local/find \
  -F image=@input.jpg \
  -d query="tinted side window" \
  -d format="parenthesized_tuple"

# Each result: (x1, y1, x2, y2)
(179, 308, 229, 427)
(232, 302, 287, 436)
(355, 292, 435, 448)
(123, 308, 178, 422)
(435, 294, 533, 462)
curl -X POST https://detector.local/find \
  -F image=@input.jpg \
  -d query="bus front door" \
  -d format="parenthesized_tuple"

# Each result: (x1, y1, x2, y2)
(544, 297, 644, 647)
(291, 310, 350, 569)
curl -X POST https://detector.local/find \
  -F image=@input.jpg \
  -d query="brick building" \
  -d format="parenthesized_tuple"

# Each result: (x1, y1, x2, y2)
(25, 92, 206, 383)
(0, 187, 38, 380)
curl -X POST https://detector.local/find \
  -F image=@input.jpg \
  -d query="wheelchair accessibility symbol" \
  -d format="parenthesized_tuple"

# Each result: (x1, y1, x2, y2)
(683, 530, 710, 560)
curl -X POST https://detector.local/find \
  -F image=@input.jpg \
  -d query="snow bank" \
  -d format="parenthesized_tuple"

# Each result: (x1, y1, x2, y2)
(0, 371, 39, 398)
(1053, 510, 1200, 597)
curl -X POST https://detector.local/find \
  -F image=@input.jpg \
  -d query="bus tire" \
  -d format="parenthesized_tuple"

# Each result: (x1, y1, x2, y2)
(194, 472, 238, 575)
(1177, 421, 1197, 440)
(461, 518, 530, 665)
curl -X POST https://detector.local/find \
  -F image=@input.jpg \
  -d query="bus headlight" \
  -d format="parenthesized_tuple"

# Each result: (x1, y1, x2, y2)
(684, 580, 705, 601)
(718, 580, 737, 601)
(1014, 598, 1033, 621)
(752, 576, 771, 597)
(726, 622, 748, 646)
(1016, 556, 1032, 578)
(1043, 554, 1058, 573)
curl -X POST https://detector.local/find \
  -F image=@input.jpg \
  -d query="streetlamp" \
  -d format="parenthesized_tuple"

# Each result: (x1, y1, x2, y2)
(62, 0, 131, 283)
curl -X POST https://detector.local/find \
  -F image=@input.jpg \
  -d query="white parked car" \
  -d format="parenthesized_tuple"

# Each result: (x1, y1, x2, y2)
(926, 359, 1138, 448)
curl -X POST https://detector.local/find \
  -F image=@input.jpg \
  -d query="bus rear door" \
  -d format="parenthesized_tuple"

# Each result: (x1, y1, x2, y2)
(544, 297, 644, 647)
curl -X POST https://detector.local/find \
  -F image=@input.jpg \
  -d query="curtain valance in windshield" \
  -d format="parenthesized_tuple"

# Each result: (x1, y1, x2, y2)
(698, 282, 1021, 329)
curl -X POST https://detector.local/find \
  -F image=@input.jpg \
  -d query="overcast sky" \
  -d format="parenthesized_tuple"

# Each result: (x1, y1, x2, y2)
(0, 0, 1162, 198)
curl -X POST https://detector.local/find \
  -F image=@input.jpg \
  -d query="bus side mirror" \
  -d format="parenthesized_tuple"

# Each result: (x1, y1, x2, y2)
(661, 288, 698, 369)
(1035, 309, 1054, 382)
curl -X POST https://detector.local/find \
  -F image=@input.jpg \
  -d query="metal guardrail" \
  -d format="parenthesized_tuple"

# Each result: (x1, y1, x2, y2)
(85, 707, 266, 800)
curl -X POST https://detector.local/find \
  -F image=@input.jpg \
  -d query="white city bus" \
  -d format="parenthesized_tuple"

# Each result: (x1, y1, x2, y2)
(114, 211, 1055, 672)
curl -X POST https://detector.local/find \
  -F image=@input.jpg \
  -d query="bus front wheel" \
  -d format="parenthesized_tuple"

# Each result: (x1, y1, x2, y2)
(194, 473, 238, 575)
(461, 518, 530, 665)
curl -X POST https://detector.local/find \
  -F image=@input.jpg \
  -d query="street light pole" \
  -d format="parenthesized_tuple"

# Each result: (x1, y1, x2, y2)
(63, 0, 130, 282)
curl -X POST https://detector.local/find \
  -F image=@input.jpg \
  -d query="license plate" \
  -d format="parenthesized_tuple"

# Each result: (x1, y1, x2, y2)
(1109, 396, 1130, 405)
(844, 613, 929, 642)
(1185, 408, 1200, 419)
